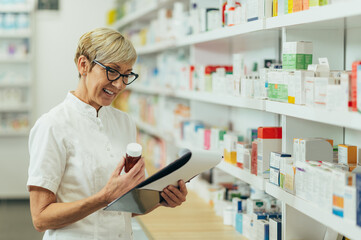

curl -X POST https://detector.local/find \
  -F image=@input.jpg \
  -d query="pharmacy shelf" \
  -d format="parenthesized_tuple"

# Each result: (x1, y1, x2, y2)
(0, 130, 29, 137)
(0, 105, 30, 112)
(128, 84, 173, 95)
(0, 31, 31, 38)
(136, 40, 177, 55)
(266, 1, 361, 30)
(112, 0, 182, 29)
(136, 20, 264, 56)
(216, 161, 265, 190)
(265, 100, 361, 131)
(134, 118, 173, 142)
(174, 91, 265, 110)
(129, 85, 265, 110)
(265, 182, 361, 240)
(112, 2, 158, 29)
(0, 6, 32, 13)
(133, 2, 361, 56)
(177, 19, 264, 47)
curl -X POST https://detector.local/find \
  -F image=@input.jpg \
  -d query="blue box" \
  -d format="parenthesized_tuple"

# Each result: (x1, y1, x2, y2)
(235, 213, 243, 234)
(356, 173, 361, 227)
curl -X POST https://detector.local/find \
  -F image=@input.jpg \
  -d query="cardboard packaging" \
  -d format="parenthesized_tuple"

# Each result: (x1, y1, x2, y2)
(356, 173, 361, 228)
(332, 169, 354, 218)
(282, 41, 313, 70)
(300, 138, 333, 162)
(269, 218, 282, 240)
(257, 127, 282, 178)
(338, 144, 357, 165)
(251, 140, 258, 175)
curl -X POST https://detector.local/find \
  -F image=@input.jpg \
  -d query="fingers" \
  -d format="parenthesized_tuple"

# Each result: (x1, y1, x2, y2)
(127, 158, 145, 176)
(161, 183, 187, 208)
(161, 191, 177, 207)
(113, 158, 125, 176)
(178, 180, 188, 196)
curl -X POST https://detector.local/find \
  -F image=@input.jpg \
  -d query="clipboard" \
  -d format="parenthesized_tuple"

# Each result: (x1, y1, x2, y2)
(104, 148, 222, 214)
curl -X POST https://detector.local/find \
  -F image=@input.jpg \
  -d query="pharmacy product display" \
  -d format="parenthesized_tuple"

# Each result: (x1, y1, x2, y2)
(109, 0, 333, 49)
(111, 0, 361, 239)
(0, 0, 34, 199)
(0, 0, 33, 135)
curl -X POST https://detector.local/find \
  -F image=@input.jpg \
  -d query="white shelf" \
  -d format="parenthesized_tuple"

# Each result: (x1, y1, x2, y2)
(129, 85, 265, 110)
(216, 161, 265, 190)
(112, 0, 181, 29)
(174, 91, 265, 110)
(0, 105, 30, 112)
(266, 1, 361, 30)
(112, 2, 158, 29)
(0, 130, 29, 137)
(133, 2, 361, 56)
(265, 182, 361, 240)
(128, 84, 173, 95)
(178, 20, 264, 47)
(0, 5, 32, 13)
(265, 101, 361, 131)
(136, 40, 177, 55)
(0, 31, 31, 38)
(134, 118, 173, 142)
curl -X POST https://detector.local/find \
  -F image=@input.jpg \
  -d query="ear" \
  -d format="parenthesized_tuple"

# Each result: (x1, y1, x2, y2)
(77, 55, 89, 76)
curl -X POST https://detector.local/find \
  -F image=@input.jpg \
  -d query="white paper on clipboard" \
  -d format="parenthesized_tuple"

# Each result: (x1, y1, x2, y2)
(104, 148, 222, 214)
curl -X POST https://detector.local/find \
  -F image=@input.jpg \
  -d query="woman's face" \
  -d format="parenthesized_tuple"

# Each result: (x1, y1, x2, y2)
(76, 57, 133, 111)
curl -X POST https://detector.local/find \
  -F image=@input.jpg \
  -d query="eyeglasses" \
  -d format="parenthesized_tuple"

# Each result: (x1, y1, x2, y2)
(92, 60, 139, 85)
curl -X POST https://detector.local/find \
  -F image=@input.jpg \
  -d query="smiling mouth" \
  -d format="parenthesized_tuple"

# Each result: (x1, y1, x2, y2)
(103, 88, 115, 96)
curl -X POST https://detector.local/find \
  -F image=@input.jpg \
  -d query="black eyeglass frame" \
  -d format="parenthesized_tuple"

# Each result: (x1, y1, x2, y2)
(92, 60, 139, 85)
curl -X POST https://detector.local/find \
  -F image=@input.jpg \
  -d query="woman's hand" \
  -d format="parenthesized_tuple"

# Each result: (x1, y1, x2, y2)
(100, 157, 145, 204)
(160, 180, 188, 208)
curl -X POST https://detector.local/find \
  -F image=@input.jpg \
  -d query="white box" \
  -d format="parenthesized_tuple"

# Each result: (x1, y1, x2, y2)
(300, 138, 333, 162)
(344, 185, 356, 224)
(332, 169, 355, 218)
(270, 167, 280, 186)
(305, 76, 315, 107)
(257, 138, 282, 178)
(269, 218, 282, 240)
(288, 70, 315, 105)
(255, 219, 269, 240)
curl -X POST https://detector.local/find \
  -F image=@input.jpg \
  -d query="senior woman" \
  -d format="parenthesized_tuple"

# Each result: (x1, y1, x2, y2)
(27, 27, 187, 240)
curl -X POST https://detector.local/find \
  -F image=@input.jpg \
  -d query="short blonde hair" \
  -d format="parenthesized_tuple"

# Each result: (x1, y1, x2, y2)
(74, 27, 137, 75)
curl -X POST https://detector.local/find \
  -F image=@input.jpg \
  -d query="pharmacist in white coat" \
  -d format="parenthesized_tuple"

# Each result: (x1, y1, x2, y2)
(27, 27, 188, 240)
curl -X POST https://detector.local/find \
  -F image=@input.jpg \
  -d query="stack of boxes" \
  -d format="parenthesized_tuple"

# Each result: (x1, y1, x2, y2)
(270, 152, 291, 187)
(269, 41, 313, 103)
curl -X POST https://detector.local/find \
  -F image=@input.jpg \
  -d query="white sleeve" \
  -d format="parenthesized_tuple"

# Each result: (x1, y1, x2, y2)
(27, 116, 66, 194)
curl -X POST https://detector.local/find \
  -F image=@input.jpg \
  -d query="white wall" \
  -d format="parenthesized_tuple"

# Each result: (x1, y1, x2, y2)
(34, 0, 114, 118)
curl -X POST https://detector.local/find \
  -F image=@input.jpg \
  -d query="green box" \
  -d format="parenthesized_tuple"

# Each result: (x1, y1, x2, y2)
(268, 83, 288, 102)
(283, 54, 310, 70)
(305, 54, 313, 69)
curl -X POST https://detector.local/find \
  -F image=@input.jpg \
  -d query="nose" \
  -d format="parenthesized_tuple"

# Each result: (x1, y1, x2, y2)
(111, 78, 124, 90)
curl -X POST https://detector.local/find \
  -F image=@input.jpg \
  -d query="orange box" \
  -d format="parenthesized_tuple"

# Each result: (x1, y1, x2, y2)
(293, 0, 302, 12)
(338, 144, 357, 165)
(333, 195, 344, 208)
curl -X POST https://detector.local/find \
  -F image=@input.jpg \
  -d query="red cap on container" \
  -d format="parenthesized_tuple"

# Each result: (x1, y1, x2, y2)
(205, 66, 217, 74)
(258, 127, 282, 139)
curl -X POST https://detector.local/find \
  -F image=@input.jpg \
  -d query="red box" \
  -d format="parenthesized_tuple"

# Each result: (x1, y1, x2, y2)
(351, 61, 361, 111)
(258, 127, 282, 139)
(251, 140, 258, 175)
